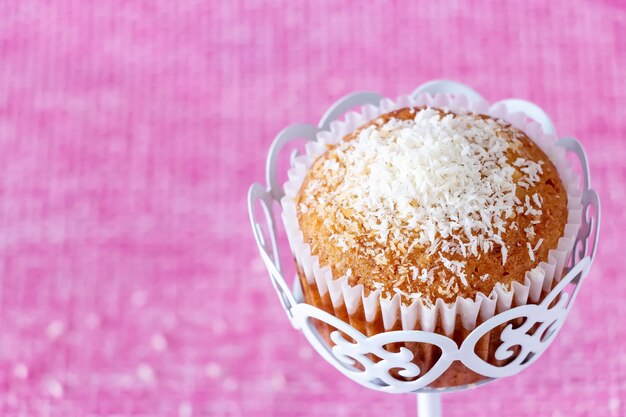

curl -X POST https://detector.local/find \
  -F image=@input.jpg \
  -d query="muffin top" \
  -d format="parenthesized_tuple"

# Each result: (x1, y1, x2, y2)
(296, 107, 568, 304)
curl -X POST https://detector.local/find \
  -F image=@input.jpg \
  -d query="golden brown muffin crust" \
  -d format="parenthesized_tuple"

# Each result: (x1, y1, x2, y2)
(296, 107, 568, 304)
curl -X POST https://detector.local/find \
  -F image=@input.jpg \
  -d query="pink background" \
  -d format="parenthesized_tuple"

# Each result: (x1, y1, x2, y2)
(0, 1, 624, 416)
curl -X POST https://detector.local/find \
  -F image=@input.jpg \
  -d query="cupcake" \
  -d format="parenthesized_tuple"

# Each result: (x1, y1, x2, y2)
(282, 101, 580, 388)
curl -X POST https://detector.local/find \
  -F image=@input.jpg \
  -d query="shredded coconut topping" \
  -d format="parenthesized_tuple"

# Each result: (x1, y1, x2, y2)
(329, 109, 518, 252)
(527, 242, 536, 262)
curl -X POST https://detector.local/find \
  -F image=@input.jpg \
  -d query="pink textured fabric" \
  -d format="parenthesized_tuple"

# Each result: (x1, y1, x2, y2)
(0, 1, 624, 416)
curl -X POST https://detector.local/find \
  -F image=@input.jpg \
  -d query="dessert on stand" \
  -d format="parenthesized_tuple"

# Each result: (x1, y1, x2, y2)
(248, 80, 600, 416)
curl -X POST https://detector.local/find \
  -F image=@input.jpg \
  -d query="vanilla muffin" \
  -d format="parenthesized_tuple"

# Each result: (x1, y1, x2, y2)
(292, 106, 570, 387)
(297, 107, 567, 305)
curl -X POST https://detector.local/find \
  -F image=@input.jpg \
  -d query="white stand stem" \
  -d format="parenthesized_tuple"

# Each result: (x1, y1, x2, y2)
(417, 393, 442, 417)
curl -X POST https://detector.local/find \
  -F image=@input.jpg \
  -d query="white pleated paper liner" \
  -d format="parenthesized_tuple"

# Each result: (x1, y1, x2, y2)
(280, 93, 583, 336)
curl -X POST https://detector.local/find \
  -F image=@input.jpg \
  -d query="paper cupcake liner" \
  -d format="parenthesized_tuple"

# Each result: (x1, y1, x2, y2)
(280, 93, 582, 385)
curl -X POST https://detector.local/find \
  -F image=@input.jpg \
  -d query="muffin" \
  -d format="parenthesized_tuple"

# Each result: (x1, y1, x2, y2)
(283, 103, 578, 387)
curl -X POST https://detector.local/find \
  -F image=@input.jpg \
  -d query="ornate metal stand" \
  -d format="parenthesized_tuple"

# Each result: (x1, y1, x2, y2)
(247, 80, 600, 416)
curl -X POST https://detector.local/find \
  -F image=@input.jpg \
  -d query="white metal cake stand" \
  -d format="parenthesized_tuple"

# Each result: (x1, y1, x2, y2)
(248, 80, 600, 416)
